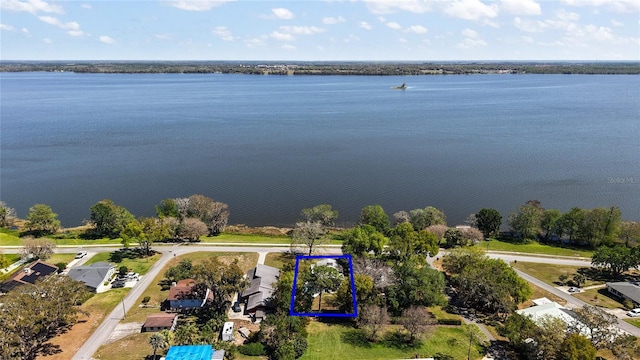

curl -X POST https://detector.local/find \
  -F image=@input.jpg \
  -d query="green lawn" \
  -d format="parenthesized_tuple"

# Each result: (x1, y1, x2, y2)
(512, 262, 602, 288)
(47, 253, 77, 266)
(299, 321, 484, 360)
(264, 252, 296, 269)
(624, 319, 640, 328)
(85, 251, 161, 276)
(200, 233, 342, 245)
(477, 239, 593, 258)
(573, 288, 626, 310)
(0, 231, 21, 246)
(95, 332, 155, 360)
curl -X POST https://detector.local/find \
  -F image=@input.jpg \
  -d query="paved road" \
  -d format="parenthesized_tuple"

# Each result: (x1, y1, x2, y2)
(71, 244, 340, 360)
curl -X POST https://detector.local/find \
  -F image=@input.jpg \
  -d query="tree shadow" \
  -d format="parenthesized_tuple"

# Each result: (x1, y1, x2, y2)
(341, 329, 373, 348)
(381, 330, 422, 350)
(39, 343, 62, 356)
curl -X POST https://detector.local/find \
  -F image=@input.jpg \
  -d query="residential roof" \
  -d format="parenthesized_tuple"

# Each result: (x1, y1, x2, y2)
(516, 301, 579, 326)
(165, 345, 213, 360)
(142, 313, 177, 329)
(242, 264, 279, 312)
(607, 282, 640, 304)
(67, 261, 114, 290)
(167, 279, 213, 302)
(0, 260, 58, 292)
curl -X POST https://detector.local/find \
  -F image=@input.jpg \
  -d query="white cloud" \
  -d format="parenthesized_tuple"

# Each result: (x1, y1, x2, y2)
(67, 30, 84, 36)
(461, 28, 480, 38)
(270, 31, 295, 41)
(80, 4, 91, 9)
(513, 17, 546, 32)
(406, 25, 428, 34)
(398, 37, 407, 43)
(169, 0, 234, 11)
(561, 0, 640, 14)
(38, 16, 80, 31)
(279, 26, 324, 35)
(1, 0, 63, 14)
(555, 9, 580, 22)
(22, 27, 29, 33)
(500, 0, 541, 15)
(343, 34, 360, 43)
(212, 26, 234, 41)
(359, 21, 372, 30)
(42, 37, 52, 43)
(458, 27, 486, 48)
(244, 38, 265, 47)
(272, 8, 294, 19)
(363, 0, 434, 14)
(0, 23, 16, 31)
(281, 44, 296, 50)
(386, 21, 402, 30)
(444, 0, 499, 20)
(611, 19, 624, 27)
(155, 34, 171, 40)
(322, 16, 345, 25)
(99, 35, 116, 44)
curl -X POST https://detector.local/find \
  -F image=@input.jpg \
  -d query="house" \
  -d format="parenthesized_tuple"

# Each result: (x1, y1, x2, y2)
(167, 279, 213, 311)
(313, 258, 342, 272)
(164, 345, 225, 360)
(67, 261, 116, 293)
(516, 298, 588, 336)
(241, 264, 279, 320)
(142, 313, 178, 332)
(221, 321, 234, 341)
(606, 282, 640, 308)
(0, 260, 58, 293)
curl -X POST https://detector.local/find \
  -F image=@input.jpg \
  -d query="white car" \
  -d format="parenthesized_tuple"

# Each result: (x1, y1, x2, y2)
(75, 251, 87, 259)
(627, 308, 640, 317)
(568, 287, 580, 293)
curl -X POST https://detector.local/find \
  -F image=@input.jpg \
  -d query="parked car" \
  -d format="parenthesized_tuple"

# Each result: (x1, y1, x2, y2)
(232, 301, 241, 313)
(568, 287, 580, 293)
(75, 251, 87, 259)
(112, 280, 125, 288)
(627, 308, 640, 317)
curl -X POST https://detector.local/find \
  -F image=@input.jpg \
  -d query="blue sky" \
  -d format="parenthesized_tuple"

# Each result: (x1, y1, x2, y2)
(1, 0, 639, 61)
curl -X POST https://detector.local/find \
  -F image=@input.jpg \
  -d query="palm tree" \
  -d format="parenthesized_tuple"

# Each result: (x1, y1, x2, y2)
(149, 333, 166, 359)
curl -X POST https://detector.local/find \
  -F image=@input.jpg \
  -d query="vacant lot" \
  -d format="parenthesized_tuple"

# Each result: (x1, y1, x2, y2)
(573, 288, 625, 310)
(299, 320, 484, 360)
(513, 261, 601, 287)
(479, 239, 593, 258)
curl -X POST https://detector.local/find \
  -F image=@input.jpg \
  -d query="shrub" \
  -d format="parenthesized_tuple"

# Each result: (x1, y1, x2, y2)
(437, 318, 462, 325)
(238, 342, 265, 356)
(142, 296, 151, 304)
(119, 266, 128, 276)
(55, 262, 67, 272)
(294, 335, 307, 358)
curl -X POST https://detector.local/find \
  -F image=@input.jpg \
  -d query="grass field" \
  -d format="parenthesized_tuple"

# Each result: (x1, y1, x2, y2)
(264, 252, 296, 269)
(85, 251, 161, 276)
(478, 239, 593, 258)
(573, 288, 625, 309)
(299, 321, 485, 360)
(47, 253, 77, 266)
(512, 262, 602, 288)
(95, 332, 155, 360)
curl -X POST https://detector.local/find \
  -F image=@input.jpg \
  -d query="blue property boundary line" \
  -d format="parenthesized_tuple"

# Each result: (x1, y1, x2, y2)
(289, 254, 358, 317)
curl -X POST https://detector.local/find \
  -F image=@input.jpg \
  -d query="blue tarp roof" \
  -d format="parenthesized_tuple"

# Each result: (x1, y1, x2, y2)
(165, 345, 213, 360)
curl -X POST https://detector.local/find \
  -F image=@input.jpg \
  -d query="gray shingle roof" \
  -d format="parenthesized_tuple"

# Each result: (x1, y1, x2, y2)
(242, 264, 279, 311)
(607, 282, 640, 304)
(68, 262, 114, 290)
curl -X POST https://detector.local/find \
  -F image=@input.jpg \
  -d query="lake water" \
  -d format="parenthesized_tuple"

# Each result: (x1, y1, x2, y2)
(1, 72, 638, 228)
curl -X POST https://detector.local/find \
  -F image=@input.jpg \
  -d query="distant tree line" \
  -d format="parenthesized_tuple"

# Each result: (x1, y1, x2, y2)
(1, 61, 638, 75)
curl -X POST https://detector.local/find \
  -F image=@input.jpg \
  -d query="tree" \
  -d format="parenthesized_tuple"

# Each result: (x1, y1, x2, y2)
(558, 333, 596, 360)
(193, 257, 245, 312)
(89, 199, 135, 238)
(534, 315, 568, 360)
(291, 221, 327, 255)
(19, 236, 56, 260)
(165, 259, 193, 282)
(458, 227, 483, 245)
(475, 208, 502, 238)
(399, 306, 434, 344)
(540, 209, 562, 242)
(176, 217, 208, 241)
(591, 245, 637, 277)
(155, 198, 179, 218)
(619, 221, 640, 247)
(409, 206, 446, 230)
(149, 333, 166, 359)
(557, 207, 584, 243)
(387, 259, 446, 315)
(388, 222, 439, 261)
(359, 205, 390, 234)
(461, 324, 485, 360)
(174, 322, 201, 345)
(185, 194, 229, 236)
(508, 200, 544, 240)
(357, 304, 389, 342)
(570, 305, 619, 349)
(341, 225, 388, 257)
(0, 201, 17, 227)
(393, 210, 410, 225)
(0, 276, 90, 360)
(300, 204, 338, 226)
(498, 313, 538, 353)
(308, 265, 342, 311)
(580, 207, 621, 247)
(442, 246, 487, 275)
(25, 204, 60, 235)
(444, 228, 463, 248)
(336, 274, 376, 312)
(426, 224, 448, 243)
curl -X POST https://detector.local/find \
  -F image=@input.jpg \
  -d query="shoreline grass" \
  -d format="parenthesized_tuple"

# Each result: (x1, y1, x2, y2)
(478, 239, 593, 258)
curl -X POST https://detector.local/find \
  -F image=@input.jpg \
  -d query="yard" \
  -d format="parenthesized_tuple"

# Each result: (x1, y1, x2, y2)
(512, 261, 602, 288)
(572, 288, 626, 310)
(478, 239, 593, 258)
(299, 320, 485, 360)
(84, 251, 162, 276)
